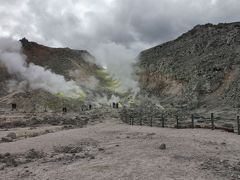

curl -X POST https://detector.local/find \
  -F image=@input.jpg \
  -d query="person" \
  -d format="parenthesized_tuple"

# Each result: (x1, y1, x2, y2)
(62, 107, 67, 113)
(89, 104, 92, 110)
(11, 103, 17, 111)
(112, 102, 116, 108)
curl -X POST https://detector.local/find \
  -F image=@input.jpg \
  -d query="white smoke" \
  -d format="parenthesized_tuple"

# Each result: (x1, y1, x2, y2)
(94, 94, 121, 107)
(69, 69, 99, 90)
(109, 95, 120, 104)
(94, 95, 109, 107)
(6, 80, 28, 93)
(0, 37, 85, 98)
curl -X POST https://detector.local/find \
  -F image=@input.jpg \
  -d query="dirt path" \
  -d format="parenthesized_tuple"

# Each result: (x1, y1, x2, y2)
(1, 118, 240, 180)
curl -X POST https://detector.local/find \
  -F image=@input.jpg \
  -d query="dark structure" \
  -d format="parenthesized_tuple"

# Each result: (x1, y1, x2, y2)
(112, 102, 116, 108)
(11, 103, 17, 111)
(116, 103, 119, 109)
(89, 104, 92, 110)
(62, 107, 67, 113)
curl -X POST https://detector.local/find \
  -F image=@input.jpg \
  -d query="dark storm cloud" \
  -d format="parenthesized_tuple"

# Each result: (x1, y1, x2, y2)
(1, 0, 240, 90)
(2, 0, 240, 47)
(113, 0, 240, 43)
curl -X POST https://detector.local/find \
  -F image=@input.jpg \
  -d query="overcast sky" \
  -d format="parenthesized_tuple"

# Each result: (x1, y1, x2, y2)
(1, 0, 240, 89)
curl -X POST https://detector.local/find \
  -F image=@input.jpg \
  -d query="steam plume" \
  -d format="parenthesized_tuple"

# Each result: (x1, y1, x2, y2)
(0, 38, 85, 98)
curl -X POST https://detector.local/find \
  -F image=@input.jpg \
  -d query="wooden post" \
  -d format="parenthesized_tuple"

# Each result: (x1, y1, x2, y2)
(162, 115, 165, 128)
(211, 113, 214, 130)
(191, 114, 194, 128)
(237, 116, 240, 135)
(176, 116, 179, 129)
(150, 117, 153, 127)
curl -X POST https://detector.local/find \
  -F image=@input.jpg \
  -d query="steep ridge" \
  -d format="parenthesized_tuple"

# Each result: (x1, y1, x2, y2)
(20, 38, 99, 81)
(137, 22, 240, 113)
(0, 38, 118, 111)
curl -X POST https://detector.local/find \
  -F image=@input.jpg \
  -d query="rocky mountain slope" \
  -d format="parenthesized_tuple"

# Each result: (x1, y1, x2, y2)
(0, 38, 117, 111)
(21, 38, 118, 94)
(136, 22, 240, 113)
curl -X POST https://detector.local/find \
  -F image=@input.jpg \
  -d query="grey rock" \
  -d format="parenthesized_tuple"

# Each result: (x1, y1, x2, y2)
(222, 123, 234, 129)
(159, 143, 166, 150)
(2, 137, 13, 142)
(0, 163, 5, 170)
(136, 22, 240, 112)
(25, 149, 44, 159)
(6, 132, 17, 139)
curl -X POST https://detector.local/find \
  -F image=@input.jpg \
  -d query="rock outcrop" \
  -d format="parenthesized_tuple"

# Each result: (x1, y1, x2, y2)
(137, 22, 240, 113)
(0, 38, 118, 111)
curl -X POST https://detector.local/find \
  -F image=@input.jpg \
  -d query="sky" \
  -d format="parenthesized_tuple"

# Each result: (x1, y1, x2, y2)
(1, 0, 240, 90)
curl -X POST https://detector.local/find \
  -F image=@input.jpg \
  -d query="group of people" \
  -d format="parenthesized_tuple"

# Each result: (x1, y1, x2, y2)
(112, 102, 119, 109)
(62, 104, 92, 113)
(81, 104, 92, 111)
(12, 102, 121, 114)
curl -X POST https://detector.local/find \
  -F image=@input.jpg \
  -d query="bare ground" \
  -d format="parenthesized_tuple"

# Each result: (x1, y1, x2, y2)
(1, 117, 240, 180)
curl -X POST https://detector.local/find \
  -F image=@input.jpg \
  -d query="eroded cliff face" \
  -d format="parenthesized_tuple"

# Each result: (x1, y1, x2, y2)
(20, 38, 100, 81)
(137, 22, 240, 111)
(0, 38, 118, 111)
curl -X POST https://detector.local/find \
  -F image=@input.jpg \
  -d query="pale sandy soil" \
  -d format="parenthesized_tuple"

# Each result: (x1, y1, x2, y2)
(0, 125, 63, 140)
(1, 118, 240, 180)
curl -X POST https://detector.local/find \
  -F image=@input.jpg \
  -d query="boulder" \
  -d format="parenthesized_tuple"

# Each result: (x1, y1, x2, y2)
(0, 163, 5, 170)
(2, 137, 13, 142)
(222, 123, 234, 129)
(6, 132, 17, 139)
(159, 143, 166, 150)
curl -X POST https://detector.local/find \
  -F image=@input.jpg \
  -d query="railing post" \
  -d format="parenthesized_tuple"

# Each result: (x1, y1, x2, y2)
(162, 115, 165, 128)
(237, 116, 240, 135)
(176, 116, 179, 129)
(191, 114, 194, 128)
(211, 113, 214, 130)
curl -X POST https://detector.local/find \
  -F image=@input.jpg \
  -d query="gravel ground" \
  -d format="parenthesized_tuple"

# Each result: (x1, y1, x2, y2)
(1, 117, 240, 180)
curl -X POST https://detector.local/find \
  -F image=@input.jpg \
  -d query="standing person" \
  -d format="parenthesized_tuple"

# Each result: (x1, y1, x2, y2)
(62, 107, 67, 113)
(11, 103, 17, 111)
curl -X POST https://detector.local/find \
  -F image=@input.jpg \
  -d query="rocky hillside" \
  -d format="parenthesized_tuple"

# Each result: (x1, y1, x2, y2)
(137, 22, 240, 112)
(0, 38, 118, 111)
(20, 38, 118, 94)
